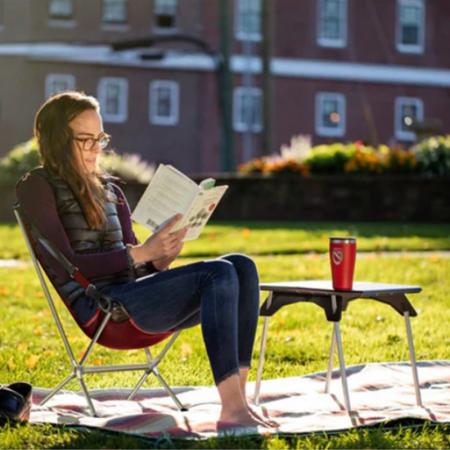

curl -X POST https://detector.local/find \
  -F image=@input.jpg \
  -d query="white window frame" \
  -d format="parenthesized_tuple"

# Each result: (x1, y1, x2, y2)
(0, 0, 4, 29)
(154, 0, 178, 31)
(315, 92, 346, 137)
(233, 87, 262, 133)
(101, 0, 127, 25)
(396, 0, 425, 54)
(45, 74, 76, 98)
(149, 80, 179, 126)
(317, 0, 348, 48)
(48, 0, 73, 19)
(97, 77, 128, 123)
(235, 0, 262, 42)
(395, 97, 423, 141)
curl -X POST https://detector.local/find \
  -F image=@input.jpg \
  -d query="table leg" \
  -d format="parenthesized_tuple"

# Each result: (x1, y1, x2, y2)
(325, 328, 336, 393)
(335, 321, 352, 411)
(254, 316, 270, 405)
(404, 311, 423, 407)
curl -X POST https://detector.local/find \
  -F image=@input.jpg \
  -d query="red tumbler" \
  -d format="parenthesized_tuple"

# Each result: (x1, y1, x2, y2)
(329, 237, 357, 290)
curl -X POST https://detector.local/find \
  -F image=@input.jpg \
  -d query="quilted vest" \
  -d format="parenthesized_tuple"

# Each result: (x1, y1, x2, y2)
(32, 167, 133, 303)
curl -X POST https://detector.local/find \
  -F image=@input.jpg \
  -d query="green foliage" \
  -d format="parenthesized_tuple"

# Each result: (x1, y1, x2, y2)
(411, 135, 450, 176)
(304, 142, 356, 174)
(0, 139, 154, 185)
(100, 151, 154, 183)
(0, 139, 41, 186)
(239, 136, 450, 177)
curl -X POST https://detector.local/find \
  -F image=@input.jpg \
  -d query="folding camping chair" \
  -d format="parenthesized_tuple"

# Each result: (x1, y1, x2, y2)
(14, 204, 186, 417)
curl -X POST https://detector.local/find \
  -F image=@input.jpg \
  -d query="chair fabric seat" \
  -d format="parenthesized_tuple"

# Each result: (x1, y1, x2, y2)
(79, 309, 174, 350)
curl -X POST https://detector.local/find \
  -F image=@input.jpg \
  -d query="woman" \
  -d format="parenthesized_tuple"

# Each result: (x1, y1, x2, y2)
(16, 91, 276, 429)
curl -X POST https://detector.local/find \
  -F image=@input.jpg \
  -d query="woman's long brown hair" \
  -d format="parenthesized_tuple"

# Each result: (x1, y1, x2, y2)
(34, 91, 107, 229)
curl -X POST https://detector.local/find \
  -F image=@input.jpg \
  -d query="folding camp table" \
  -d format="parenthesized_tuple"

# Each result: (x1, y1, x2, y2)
(253, 281, 423, 411)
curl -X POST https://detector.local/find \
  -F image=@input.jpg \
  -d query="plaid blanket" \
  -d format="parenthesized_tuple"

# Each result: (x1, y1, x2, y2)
(30, 361, 450, 438)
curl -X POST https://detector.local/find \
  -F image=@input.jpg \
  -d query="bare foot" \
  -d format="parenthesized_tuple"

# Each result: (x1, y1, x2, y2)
(247, 404, 280, 428)
(218, 409, 269, 429)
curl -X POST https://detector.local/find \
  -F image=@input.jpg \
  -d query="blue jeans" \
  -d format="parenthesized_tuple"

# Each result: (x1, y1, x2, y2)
(100, 254, 260, 385)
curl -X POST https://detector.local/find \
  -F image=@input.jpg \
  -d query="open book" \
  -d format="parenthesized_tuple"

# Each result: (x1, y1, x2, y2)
(131, 164, 228, 241)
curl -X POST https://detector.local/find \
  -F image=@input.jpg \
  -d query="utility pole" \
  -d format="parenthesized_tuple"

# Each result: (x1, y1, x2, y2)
(261, 0, 272, 155)
(219, 0, 235, 172)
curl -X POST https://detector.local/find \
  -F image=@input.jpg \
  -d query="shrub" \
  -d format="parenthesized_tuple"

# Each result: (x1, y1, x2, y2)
(239, 155, 308, 176)
(0, 139, 155, 185)
(100, 151, 154, 183)
(303, 142, 356, 174)
(411, 135, 450, 176)
(0, 139, 41, 186)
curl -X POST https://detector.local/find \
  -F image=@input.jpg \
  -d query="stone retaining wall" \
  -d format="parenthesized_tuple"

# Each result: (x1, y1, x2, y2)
(2, 175, 449, 223)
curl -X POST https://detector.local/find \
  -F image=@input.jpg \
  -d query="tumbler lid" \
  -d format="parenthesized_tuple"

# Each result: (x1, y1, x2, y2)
(329, 236, 356, 243)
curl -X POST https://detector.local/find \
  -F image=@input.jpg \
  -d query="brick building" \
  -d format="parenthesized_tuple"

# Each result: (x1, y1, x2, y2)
(0, 0, 449, 173)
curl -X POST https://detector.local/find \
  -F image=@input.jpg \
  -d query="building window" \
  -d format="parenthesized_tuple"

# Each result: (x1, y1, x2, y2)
(45, 74, 75, 98)
(0, 0, 4, 27)
(315, 92, 346, 137)
(102, 0, 127, 24)
(48, 0, 73, 19)
(154, 0, 177, 30)
(317, 0, 347, 48)
(235, 0, 261, 41)
(233, 87, 262, 133)
(397, 0, 425, 53)
(149, 81, 179, 126)
(98, 78, 128, 123)
(395, 97, 423, 141)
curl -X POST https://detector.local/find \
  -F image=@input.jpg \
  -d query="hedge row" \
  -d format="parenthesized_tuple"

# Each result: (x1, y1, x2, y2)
(239, 136, 450, 177)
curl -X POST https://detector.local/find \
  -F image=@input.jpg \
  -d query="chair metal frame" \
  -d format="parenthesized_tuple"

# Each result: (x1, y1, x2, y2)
(14, 206, 186, 417)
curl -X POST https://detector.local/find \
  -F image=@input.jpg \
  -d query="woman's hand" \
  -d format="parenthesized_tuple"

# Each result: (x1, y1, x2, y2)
(128, 214, 187, 266)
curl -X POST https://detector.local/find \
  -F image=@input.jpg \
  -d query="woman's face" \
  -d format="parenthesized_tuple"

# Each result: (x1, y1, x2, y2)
(69, 109, 107, 174)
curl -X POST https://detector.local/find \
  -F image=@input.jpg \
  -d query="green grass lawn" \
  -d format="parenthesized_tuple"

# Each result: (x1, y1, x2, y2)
(1, 221, 450, 260)
(0, 222, 449, 448)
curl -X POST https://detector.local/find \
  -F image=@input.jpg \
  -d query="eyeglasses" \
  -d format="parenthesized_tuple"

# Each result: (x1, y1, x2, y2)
(73, 133, 111, 152)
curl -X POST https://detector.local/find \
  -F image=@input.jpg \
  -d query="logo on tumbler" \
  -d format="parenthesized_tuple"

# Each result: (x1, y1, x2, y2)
(332, 249, 344, 266)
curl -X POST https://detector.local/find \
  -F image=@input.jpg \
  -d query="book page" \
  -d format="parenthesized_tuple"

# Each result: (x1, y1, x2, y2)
(131, 164, 199, 230)
(172, 185, 228, 241)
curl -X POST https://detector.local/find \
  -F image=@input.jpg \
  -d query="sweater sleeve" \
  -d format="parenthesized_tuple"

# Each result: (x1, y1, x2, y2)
(111, 183, 159, 275)
(16, 172, 132, 279)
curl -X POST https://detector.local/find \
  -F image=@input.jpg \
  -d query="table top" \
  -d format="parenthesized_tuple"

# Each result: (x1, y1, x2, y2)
(260, 280, 421, 295)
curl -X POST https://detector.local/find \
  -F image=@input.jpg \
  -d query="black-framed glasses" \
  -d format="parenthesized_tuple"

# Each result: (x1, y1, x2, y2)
(73, 133, 111, 152)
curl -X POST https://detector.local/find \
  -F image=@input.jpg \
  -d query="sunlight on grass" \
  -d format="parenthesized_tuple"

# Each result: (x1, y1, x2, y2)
(1, 222, 449, 449)
(1, 222, 450, 260)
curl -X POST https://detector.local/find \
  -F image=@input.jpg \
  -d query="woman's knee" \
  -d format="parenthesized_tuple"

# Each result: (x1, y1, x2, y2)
(204, 259, 239, 287)
(221, 253, 258, 278)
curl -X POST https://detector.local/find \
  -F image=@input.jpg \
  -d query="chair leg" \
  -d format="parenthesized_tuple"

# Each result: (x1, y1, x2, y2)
(128, 347, 187, 411)
(40, 373, 76, 406)
(325, 328, 336, 393)
(404, 311, 423, 407)
(254, 316, 270, 406)
(151, 366, 187, 411)
(78, 373, 97, 417)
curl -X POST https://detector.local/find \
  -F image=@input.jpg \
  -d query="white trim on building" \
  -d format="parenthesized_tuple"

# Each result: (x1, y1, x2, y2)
(97, 77, 128, 123)
(315, 92, 346, 137)
(317, 0, 348, 48)
(395, 96, 424, 141)
(45, 73, 76, 98)
(233, 86, 262, 133)
(2, 44, 450, 87)
(149, 80, 179, 126)
(396, 0, 425, 54)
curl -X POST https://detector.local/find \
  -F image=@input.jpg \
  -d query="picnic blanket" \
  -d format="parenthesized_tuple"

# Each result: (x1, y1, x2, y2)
(30, 360, 450, 438)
